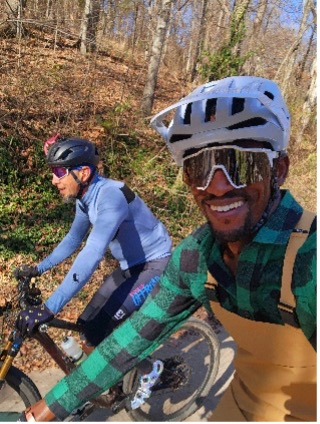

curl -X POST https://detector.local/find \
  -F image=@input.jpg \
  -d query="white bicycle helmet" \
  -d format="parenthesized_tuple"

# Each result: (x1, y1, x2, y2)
(150, 76, 290, 166)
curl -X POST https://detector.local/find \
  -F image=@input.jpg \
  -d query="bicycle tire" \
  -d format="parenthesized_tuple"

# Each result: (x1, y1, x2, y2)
(124, 316, 220, 422)
(0, 362, 42, 422)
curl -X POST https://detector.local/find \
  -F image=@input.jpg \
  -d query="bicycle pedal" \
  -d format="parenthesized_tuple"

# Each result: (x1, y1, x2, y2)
(130, 359, 164, 410)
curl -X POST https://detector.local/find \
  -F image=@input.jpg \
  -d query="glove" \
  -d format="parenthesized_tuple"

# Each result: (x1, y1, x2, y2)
(14, 265, 39, 280)
(16, 304, 54, 336)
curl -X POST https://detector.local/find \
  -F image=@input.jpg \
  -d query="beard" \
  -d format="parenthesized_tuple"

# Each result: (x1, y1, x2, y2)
(201, 191, 256, 243)
(62, 195, 77, 204)
(208, 214, 254, 243)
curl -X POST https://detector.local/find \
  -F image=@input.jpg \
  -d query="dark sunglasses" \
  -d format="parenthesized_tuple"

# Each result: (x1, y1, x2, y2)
(51, 167, 70, 179)
(183, 146, 279, 190)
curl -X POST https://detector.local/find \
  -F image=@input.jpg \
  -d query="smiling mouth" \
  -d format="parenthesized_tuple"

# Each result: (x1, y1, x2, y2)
(209, 200, 244, 212)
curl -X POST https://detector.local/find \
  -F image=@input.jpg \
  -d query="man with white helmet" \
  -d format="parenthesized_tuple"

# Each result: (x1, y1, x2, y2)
(19, 76, 316, 422)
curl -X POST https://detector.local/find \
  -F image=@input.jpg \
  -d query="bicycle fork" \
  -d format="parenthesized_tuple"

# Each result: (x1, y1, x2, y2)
(0, 331, 23, 381)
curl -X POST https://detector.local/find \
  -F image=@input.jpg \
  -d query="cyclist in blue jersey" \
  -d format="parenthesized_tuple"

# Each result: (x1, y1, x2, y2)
(14, 137, 172, 351)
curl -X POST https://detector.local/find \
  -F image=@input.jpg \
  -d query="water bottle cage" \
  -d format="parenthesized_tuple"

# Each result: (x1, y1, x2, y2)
(130, 360, 164, 410)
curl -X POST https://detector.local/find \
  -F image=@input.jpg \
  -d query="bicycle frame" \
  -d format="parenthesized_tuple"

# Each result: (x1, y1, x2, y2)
(33, 319, 81, 374)
(0, 318, 81, 380)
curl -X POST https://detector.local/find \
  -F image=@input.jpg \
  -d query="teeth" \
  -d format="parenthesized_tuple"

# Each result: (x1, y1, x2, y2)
(210, 201, 244, 212)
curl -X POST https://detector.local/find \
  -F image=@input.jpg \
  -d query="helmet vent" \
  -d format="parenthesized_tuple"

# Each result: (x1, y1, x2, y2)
(227, 117, 267, 130)
(169, 134, 192, 144)
(264, 91, 274, 100)
(183, 103, 192, 124)
(60, 148, 73, 159)
(205, 98, 217, 122)
(231, 97, 245, 115)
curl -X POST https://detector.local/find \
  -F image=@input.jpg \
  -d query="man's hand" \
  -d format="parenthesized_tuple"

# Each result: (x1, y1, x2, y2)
(16, 304, 54, 336)
(13, 265, 39, 280)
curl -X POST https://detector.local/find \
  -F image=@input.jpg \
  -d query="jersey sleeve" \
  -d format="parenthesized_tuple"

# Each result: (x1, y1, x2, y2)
(37, 204, 90, 274)
(45, 187, 129, 313)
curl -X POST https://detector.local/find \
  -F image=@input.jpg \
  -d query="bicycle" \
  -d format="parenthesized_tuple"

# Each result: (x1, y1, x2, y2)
(0, 274, 221, 422)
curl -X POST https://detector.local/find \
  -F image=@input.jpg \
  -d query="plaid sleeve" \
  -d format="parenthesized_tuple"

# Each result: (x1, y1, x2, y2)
(45, 236, 206, 419)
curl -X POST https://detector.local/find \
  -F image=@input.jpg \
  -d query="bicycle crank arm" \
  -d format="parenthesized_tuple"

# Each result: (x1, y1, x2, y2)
(130, 359, 164, 410)
(110, 393, 130, 414)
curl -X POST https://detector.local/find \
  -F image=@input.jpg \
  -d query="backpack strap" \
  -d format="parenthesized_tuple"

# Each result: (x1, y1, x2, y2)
(279, 210, 315, 322)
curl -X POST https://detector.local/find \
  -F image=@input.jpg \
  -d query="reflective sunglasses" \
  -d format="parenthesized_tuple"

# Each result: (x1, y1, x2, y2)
(183, 146, 279, 190)
(51, 166, 84, 179)
(51, 166, 70, 179)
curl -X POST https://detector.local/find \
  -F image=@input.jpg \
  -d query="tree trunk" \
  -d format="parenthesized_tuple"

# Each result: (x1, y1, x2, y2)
(243, 0, 268, 74)
(141, 0, 173, 117)
(87, 0, 102, 52)
(46, 0, 53, 19)
(203, 2, 229, 53)
(80, 0, 90, 54)
(144, 0, 159, 61)
(230, 0, 251, 57)
(184, 0, 197, 77)
(190, 0, 208, 82)
(296, 55, 317, 144)
(275, 0, 315, 98)
(296, 19, 316, 83)
(2, 0, 27, 37)
(80, 0, 101, 54)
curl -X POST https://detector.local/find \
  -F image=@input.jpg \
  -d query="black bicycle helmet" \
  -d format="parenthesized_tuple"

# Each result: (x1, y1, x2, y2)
(47, 138, 99, 168)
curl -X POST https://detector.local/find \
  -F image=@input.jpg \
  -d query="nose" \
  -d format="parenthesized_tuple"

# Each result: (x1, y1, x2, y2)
(52, 174, 59, 185)
(204, 169, 235, 196)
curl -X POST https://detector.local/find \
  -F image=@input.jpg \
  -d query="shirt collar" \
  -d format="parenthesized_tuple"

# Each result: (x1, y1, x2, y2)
(77, 173, 100, 208)
(253, 190, 303, 245)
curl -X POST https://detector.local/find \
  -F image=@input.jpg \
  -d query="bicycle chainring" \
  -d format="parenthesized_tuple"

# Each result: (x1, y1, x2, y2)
(154, 355, 191, 391)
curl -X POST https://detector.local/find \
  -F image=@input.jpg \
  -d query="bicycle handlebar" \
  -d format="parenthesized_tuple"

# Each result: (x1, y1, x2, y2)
(48, 318, 83, 332)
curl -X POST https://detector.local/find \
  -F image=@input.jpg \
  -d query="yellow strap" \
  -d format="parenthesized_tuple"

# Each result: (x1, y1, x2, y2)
(280, 210, 315, 308)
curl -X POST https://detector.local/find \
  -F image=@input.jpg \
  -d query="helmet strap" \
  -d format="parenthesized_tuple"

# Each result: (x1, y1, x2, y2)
(70, 168, 96, 199)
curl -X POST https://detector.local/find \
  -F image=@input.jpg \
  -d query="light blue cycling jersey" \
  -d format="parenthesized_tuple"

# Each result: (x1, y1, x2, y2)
(37, 174, 172, 314)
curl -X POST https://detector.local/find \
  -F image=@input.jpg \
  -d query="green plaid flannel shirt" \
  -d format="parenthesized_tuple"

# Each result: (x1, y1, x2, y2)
(45, 190, 316, 419)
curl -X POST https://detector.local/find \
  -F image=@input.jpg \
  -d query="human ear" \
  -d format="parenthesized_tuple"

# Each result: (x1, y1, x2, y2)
(81, 166, 91, 182)
(275, 154, 289, 187)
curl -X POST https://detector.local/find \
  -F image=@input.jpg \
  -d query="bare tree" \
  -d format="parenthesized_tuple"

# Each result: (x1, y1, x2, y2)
(296, 24, 316, 83)
(80, 0, 102, 54)
(203, 0, 230, 52)
(1, 0, 27, 37)
(185, 0, 208, 82)
(243, 0, 268, 74)
(230, 0, 251, 58)
(275, 0, 315, 98)
(296, 55, 317, 144)
(141, 0, 174, 117)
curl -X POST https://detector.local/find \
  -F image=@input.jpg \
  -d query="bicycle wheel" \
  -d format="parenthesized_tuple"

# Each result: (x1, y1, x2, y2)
(124, 317, 220, 422)
(0, 363, 42, 422)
